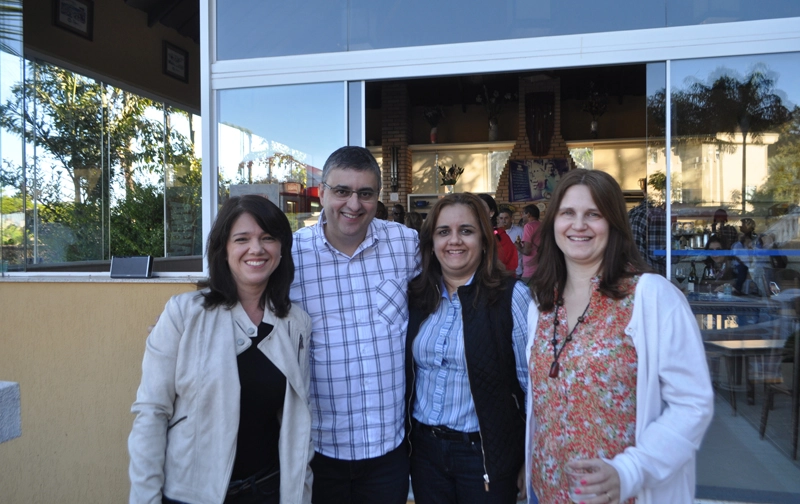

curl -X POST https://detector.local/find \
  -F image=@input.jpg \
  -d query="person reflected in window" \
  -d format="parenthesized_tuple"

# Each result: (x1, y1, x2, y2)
(627, 177, 666, 276)
(699, 234, 737, 294)
(406, 193, 531, 504)
(712, 209, 739, 251)
(526, 169, 713, 503)
(129, 195, 313, 504)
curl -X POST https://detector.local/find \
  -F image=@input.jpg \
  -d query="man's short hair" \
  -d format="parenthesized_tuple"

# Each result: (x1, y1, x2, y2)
(523, 204, 540, 220)
(321, 146, 382, 188)
(498, 207, 514, 219)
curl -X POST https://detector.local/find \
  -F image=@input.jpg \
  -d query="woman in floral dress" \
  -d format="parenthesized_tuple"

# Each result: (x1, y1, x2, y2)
(525, 169, 714, 504)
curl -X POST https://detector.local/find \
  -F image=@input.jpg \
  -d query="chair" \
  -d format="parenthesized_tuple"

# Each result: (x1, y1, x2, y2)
(759, 332, 798, 460)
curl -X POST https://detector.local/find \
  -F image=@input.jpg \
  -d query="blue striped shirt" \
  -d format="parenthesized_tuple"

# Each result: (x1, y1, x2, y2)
(411, 278, 531, 432)
(290, 213, 421, 460)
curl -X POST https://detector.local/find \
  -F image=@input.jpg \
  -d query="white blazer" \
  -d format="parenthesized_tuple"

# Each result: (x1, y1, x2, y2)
(129, 290, 313, 504)
(525, 273, 714, 503)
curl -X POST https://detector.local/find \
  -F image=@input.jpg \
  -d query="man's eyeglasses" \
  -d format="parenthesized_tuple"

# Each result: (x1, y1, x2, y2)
(321, 182, 377, 202)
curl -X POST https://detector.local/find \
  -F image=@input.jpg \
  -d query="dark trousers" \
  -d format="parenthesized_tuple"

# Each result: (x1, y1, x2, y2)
(410, 425, 519, 504)
(163, 470, 279, 504)
(310, 443, 409, 504)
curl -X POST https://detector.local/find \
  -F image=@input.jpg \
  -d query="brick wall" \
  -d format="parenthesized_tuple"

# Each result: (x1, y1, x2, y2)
(495, 76, 573, 219)
(380, 83, 413, 211)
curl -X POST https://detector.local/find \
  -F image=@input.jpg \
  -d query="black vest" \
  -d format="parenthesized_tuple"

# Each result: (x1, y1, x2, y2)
(405, 276, 526, 482)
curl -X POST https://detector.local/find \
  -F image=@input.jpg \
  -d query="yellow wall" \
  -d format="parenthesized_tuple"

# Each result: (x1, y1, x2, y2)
(0, 281, 197, 502)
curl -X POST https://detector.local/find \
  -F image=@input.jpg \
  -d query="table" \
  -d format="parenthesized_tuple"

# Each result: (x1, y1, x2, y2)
(705, 339, 787, 415)
(690, 295, 778, 330)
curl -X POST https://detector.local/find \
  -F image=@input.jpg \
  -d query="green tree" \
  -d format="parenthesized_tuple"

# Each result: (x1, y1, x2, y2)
(650, 65, 790, 212)
(753, 106, 800, 205)
(0, 62, 201, 263)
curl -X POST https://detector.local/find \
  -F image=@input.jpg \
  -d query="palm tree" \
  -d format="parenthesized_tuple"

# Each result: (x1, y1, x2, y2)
(651, 65, 790, 212)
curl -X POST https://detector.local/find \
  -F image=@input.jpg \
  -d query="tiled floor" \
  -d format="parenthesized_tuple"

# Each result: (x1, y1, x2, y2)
(696, 391, 800, 503)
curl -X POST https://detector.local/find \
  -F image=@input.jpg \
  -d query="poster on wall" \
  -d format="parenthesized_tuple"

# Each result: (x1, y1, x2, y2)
(508, 159, 569, 202)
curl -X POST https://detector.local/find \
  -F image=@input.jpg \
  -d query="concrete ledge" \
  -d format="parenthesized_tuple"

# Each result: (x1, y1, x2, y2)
(0, 381, 21, 443)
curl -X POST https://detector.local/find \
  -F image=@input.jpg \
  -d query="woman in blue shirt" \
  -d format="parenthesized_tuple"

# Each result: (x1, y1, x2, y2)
(405, 192, 532, 504)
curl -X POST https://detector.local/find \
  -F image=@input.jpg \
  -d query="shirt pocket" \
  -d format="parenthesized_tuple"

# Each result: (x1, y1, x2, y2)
(374, 278, 408, 327)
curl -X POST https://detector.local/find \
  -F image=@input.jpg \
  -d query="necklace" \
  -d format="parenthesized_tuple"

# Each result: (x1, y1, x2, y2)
(548, 298, 591, 378)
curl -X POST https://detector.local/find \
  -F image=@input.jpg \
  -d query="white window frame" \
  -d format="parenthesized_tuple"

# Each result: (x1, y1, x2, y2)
(201, 2, 800, 276)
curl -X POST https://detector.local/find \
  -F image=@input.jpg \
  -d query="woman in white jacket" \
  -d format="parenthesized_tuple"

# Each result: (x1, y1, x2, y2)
(525, 169, 713, 504)
(129, 195, 313, 504)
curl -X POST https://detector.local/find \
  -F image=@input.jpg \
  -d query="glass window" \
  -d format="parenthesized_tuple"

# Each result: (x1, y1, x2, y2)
(216, 1, 800, 60)
(668, 52, 800, 500)
(667, 0, 800, 27)
(0, 0, 23, 273)
(217, 83, 345, 230)
(217, 0, 665, 59)
(216, 0, 347, 60)
(0, 60, 202, 272)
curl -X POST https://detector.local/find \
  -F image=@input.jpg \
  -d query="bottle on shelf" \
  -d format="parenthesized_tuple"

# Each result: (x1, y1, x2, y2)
(687, 261, 698, 293)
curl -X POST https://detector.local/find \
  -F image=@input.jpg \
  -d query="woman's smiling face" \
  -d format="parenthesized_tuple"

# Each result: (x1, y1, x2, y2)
(433, 203, 484, 282)
(554, 184, 609, 273)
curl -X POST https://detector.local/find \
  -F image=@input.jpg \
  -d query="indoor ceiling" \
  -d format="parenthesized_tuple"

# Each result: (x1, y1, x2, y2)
(125, 0, 199, 44)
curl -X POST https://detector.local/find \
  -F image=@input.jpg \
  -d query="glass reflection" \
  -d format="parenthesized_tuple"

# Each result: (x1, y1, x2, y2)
(217, 83, 345, 230)
(216, 1, 800, 60)
(0, 0, 23, 272)
(669, 52, 800, 498)
(667, 0, 800, 27)
(0, 58, 202, 270)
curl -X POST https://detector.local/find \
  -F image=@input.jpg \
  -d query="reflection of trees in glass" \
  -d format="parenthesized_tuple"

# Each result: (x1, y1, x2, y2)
(648, 64, 790, 212)
(0, 62, 201, 262)
(753, 107, 800, 206)
(237, 152, 308, 185)
(0, 0, 22, 56)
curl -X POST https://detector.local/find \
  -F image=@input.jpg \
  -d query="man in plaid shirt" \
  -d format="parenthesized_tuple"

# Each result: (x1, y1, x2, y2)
(290, 146, 421, 504)
(628, 178, 667, 276)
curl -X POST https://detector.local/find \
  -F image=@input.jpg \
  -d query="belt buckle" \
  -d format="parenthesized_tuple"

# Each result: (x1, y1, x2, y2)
(429, 425, 447, 438)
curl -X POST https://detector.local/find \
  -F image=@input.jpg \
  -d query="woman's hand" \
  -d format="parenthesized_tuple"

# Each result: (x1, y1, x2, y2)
(566, 459, 621, 504)
(516, 464, 527, 501)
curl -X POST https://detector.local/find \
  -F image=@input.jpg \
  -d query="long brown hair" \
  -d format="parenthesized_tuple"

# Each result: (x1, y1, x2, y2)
(409, 193, 511, 315)
(530, 169, 649, 311)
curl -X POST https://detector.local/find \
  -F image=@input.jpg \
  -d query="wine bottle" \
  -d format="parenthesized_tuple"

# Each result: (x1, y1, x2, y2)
(687, 261, 698, 293)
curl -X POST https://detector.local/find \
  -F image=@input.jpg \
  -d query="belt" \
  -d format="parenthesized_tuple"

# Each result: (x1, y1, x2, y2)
(416, 421, 481, 443)
(226, 467, 279, 498)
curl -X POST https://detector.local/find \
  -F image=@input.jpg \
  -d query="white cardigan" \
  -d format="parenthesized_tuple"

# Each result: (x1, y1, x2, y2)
(525, 273, 714, 503)
(128, 290, 313, 504)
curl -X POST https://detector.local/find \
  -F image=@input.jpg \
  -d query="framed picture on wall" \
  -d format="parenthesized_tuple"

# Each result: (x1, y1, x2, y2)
(163, 42, 189, 82)
(52, 0, 94, 41)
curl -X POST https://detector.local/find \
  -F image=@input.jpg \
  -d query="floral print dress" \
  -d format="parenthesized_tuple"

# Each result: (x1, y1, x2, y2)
(529, 276, 639, 504)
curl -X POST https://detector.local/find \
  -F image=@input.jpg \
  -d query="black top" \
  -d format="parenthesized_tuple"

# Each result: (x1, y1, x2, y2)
(230, 322, 286, 481)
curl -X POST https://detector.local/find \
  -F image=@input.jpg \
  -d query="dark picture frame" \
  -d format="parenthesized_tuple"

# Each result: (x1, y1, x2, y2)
(163, 42, 189, 83)
(52, 0, 94, 41)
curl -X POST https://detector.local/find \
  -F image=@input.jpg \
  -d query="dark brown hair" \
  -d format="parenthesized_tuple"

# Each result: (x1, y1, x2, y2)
(409, 193, 511, 315)
(201, 195, 294, 318)
(530, 169, 649, 311)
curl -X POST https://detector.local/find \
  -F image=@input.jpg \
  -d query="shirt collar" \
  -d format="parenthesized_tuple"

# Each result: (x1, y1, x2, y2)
(315, 209, 378, 256)
(439, 273, 476, 301)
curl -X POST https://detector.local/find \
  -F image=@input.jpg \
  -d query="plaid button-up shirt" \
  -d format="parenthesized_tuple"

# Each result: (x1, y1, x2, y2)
(290, 213, 421, 460)
(629, 200, 667, 276)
